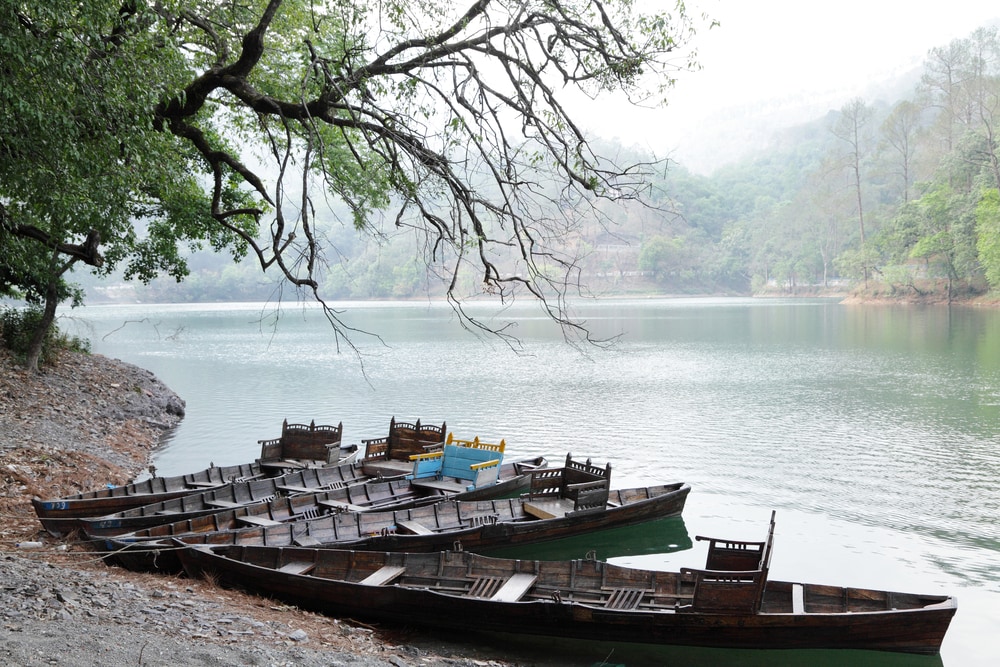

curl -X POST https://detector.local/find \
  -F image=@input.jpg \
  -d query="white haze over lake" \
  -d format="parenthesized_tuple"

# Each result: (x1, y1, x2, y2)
(582, 0, 1000, 174)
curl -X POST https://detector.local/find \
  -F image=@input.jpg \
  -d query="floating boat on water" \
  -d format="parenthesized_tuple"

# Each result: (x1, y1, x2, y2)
(103, 456, 689, 572)
(175, 511, 956, 655)
(32, 420, 356, 536)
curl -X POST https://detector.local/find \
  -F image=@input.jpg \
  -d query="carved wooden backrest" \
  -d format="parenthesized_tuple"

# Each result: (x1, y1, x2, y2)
(363, 417, 447, 461)
(683, 510, 777, 614)
(527, 453, 611, 509)
(259, 420, 343, 463)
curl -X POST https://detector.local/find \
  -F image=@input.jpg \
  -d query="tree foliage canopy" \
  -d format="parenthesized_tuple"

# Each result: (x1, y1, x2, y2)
(1, 0, 703, 366)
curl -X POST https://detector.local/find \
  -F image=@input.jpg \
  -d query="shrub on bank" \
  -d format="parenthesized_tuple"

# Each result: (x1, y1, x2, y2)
(0, 306, 90, 366)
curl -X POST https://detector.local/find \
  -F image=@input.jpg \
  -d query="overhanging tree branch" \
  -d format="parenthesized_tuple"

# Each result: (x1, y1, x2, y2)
(146, 0, 698, 346)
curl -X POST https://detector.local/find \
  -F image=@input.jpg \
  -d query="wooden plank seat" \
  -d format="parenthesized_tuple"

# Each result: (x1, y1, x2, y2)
(277, 561, 315, 575)
(359, 565, 406, 586)
(522, 498, 575, 519)
(292, 535, 321, 547)
(154, 509, 179, 515)
(236, 515, 283, 527)
(260, 460, 307, 470)
(792, 583, 806, 614)
(490, 574, 538, 602)
(396, 520, 434, 535)
(204, 499, 241, 509)
(186, 481, 223, 488)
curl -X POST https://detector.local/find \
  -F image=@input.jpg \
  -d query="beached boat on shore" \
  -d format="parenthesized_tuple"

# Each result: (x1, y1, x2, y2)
(32, 420, 356, 536)
(174, 512, 956, 655)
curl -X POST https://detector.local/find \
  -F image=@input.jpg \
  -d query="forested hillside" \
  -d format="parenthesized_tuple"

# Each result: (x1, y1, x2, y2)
(83, 24, 1000, 304)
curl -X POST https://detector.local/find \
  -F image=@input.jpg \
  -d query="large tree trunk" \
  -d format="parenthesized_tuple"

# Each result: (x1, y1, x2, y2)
(24, 279, 60, 373)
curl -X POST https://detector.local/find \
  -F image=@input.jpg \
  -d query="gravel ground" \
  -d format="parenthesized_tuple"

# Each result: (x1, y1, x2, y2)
(0, 349, 525, 667)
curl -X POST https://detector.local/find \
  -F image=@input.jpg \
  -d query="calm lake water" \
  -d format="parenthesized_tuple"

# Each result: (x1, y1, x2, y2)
(69, 297, 999, 666)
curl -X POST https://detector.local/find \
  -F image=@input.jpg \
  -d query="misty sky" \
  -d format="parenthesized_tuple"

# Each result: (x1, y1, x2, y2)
(582, 1, 1000, 172)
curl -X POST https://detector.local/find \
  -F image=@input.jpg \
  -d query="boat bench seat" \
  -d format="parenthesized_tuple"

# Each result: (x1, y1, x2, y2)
(396, 520, 434, 535)
(792, 583, 806, 614)
(292, 535, 321, 547)
(464, 573, 538, 602)
(260, 460, 307, 471)
(204, 499, 241, 509)
(359, 565, 406, 586)
(277, 561, 315, 575)
(236, 515, 283, 527)
(187, 481, 223, 488)
(490, 574, 537, 602)
(522, 498, 576, 519)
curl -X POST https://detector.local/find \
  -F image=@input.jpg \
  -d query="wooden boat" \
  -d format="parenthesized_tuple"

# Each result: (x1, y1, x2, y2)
(80, 437, 548, 538)
(174, 512, 957, 655)
(79, 460, 377, 537)
(32, 419, 356, 536)
(103, 457, 689, 572)
(359, 417, 447, 477)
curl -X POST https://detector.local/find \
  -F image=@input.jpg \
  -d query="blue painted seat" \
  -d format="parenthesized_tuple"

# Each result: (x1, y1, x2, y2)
(406, 434, 504, 491)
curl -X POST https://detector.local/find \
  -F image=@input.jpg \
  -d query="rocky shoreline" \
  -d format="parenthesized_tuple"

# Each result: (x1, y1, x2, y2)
(0, 350, 518, 666)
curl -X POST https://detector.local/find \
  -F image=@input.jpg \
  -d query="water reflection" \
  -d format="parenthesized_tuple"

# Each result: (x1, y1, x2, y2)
(479, 517, 692, 562)
(457, 631, 947, 667)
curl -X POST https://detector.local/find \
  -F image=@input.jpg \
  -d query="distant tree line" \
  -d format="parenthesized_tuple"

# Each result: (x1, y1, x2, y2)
(81, 23, 1000, 306)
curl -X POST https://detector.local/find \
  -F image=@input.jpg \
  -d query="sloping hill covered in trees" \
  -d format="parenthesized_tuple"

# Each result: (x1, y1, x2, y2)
(82, 23, 1000, 305)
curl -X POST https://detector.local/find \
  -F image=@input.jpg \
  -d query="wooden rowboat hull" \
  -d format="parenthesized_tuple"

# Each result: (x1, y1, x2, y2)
(31, 461, 264, 536)
(33, 443, 360, 537)
(176, 546, 956, 655)
(79, 461, 377, 538)
(103, 483, 689, 573)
